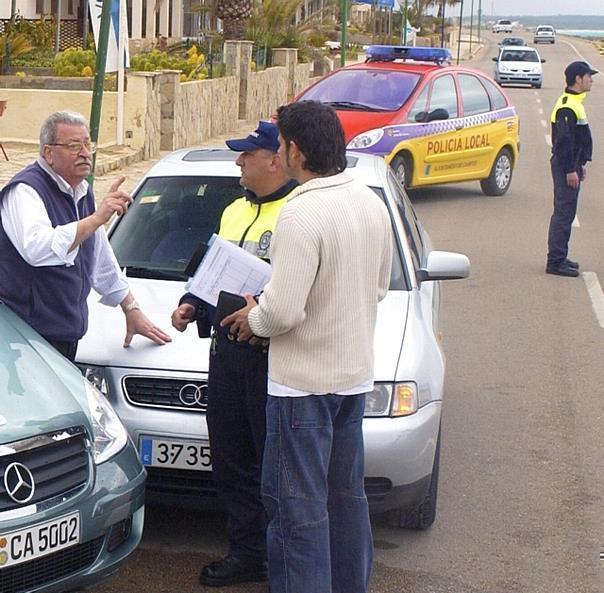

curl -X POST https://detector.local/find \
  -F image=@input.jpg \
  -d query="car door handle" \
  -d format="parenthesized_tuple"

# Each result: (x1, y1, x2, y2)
(455, 124, 464, 131)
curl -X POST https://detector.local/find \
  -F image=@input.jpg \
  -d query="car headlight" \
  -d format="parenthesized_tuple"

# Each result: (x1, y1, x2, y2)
(347, 128, 384, 150)
(78, 364, 108, 396)
(364, 382, 418, 417)
(84, 379, 128, 464)
(498, 64, 510, 73)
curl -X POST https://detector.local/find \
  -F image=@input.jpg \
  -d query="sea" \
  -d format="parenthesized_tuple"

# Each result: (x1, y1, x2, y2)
(556, 30, 604, 40)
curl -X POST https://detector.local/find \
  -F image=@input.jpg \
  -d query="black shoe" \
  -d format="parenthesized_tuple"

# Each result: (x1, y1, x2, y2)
(200, 555, 267, 587)
(546, 263, 580, 277)
(564, 258, 579, 269)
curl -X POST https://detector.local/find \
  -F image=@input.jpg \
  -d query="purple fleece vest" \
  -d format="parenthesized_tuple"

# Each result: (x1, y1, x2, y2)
(0, 162, 96, 341)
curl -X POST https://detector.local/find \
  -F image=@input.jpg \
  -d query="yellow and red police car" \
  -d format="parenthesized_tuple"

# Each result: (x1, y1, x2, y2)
(296, 45, 520, 195)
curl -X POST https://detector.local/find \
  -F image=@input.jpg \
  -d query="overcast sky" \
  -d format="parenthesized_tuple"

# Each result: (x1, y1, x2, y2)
(438, 0, 604, 17)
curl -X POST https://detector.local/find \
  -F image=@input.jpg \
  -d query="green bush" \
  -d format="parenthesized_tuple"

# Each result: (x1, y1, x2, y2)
(7, 14, 55, 49)
(130, 47, 211, 80)
(12, 47, 55, 67)
(53, 48, 96, 77)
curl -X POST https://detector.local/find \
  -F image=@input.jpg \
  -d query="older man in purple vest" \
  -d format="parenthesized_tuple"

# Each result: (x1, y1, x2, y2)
(0, 111, 170, 360)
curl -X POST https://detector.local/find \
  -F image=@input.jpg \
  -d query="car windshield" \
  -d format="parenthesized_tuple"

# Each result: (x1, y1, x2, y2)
(300, 69, 421, 112)
(502, 37, 524, 45)
(108, 174, 408, 289)
(500, 50, 539, 62)
(109, 176, 242, 280)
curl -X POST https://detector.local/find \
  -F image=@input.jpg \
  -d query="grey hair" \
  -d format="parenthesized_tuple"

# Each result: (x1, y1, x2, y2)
(39, 111, 89, 156)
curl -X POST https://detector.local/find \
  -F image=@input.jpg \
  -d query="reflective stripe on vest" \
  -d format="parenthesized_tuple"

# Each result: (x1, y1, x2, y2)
(218, 192, 292, 259)
(550, 91, 589, 125)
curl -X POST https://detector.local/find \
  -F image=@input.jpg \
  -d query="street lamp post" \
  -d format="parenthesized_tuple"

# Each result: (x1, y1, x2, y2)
(340, 0, 348, 67)
(403, 0, 409, 45)
(440, 0, 446, 48)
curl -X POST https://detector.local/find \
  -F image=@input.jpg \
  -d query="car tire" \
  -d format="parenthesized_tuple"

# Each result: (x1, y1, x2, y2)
(533, 83, 542, 89)
(480, 147, 513, 196)
(388, 428, 441, 530)
(391, 153, 413, 190)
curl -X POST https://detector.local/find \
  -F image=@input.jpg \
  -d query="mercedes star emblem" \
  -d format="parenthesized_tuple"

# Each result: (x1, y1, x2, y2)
(4, 462, 36, 504)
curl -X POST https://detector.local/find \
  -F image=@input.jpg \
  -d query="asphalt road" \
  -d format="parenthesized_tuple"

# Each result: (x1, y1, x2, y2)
(90, 33, 604, 593)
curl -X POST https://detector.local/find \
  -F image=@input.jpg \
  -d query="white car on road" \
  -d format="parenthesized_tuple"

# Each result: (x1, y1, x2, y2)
(76, 150, 470, 529)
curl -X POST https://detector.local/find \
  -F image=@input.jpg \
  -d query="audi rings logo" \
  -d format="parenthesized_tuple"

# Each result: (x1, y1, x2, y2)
(3, 462, 36, 504)
(178, 383, 207, 407)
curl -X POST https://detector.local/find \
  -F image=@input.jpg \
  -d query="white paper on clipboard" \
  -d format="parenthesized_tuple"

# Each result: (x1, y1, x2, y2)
(185, 234, 271, 307)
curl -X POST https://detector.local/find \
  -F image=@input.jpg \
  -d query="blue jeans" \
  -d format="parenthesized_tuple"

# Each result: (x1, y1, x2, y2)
(262, 394, 372, 593)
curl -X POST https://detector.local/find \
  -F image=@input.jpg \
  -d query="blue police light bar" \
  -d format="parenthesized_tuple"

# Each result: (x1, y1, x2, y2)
(365, 45, 452, 65)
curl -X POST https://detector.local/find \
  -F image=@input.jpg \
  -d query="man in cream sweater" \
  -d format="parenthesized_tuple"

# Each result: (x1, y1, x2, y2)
(223, 101, 393, 593)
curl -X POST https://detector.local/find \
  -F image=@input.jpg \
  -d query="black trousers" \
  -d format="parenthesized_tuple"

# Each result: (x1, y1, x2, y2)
(206, 329, 269, 561)
(547, 156, 581, 266)
(45, 338, 78, 362)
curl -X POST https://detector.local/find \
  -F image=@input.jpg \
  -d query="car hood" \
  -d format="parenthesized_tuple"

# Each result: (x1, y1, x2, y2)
(77, 278, 409, 380)
(0, 307, 91, 442)
(337, 110, 399, 143)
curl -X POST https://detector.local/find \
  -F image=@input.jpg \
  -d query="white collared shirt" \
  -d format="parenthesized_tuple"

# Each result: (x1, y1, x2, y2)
(0, 158, 129, 306)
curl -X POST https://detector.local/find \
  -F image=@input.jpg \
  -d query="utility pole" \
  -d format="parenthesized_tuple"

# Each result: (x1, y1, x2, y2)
(54, 0, 62, 53)
(402, 0, 409, 45)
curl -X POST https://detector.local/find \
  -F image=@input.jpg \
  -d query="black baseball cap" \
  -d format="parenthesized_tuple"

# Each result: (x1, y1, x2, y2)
(565, 61, 598, 84)
(225, 121, 280, 153)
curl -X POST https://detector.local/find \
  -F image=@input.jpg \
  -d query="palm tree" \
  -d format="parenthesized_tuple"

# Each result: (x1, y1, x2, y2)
(216, 0, 253, 39)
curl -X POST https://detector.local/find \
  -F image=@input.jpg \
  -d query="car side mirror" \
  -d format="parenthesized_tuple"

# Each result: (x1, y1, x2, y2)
(427, 108, 449, 122)
(541, 58, 546, 63)
(417, 251, 470, 283)
(492, 57, 498, 61)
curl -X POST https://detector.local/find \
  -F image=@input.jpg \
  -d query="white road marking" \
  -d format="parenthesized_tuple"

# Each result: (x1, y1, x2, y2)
(583, 272, 604, 328)
(541, 120, 547, 128)
(562, 39, 590, 62)
(545, 134, 552, 146)
(536, 96, 542, 103)
(538, 107, 544, 115)
(572, 215, 580, 227)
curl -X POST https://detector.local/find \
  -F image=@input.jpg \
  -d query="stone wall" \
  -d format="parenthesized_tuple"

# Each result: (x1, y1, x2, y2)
(247, 67, 289, 121)
(0, 45, 325, 156)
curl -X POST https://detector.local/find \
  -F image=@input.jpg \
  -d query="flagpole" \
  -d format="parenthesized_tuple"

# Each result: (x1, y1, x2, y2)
(117, 0, 127, 145)
(89, 0, 113, 180)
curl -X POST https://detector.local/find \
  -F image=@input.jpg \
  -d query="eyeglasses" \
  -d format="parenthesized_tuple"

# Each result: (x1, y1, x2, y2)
(48, 141, 97, 154)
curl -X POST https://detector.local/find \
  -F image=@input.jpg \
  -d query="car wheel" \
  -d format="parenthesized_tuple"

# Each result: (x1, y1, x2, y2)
(533, 83, 542, 89)
(480, 148, 513, 196)
(391, 153, 412, 190)
(388, 428, 441, 530)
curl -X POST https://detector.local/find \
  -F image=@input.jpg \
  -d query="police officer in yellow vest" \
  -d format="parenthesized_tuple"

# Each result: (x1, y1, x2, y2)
(171, 121, 296, 587)
(546, 61, 597, 277)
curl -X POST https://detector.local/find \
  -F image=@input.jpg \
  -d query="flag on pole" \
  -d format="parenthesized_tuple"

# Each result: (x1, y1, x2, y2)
(88, 0, 129, 72)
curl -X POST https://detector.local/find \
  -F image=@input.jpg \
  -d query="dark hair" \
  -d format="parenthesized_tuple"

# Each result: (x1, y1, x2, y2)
(276, 101, 347, 175)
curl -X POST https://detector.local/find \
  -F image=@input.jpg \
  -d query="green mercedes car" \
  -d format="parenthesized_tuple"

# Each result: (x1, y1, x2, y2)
(0, 302, 145, 593)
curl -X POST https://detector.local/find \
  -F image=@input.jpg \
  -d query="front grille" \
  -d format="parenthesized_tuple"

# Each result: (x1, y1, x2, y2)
(0, 536, 103, 593)
(146, 467, 216, 496)
(0, 429, 89, 513)
(123, 377, 208, 412)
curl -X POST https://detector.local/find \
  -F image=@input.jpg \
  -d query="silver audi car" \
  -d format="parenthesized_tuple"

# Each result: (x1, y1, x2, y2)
(76, 150, 469, 529)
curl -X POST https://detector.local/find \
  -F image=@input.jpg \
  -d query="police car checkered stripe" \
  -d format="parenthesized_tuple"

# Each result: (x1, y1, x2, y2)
(360, 107, 517, 155)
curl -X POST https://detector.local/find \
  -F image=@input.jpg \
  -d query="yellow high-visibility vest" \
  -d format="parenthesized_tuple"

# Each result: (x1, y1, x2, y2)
(218, 190, 294, 259)
(550, 91, 588, 125)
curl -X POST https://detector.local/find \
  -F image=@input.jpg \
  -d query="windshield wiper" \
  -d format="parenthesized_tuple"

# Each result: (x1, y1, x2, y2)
(323, 101, 388, 112)
(124, 266, 188, 281)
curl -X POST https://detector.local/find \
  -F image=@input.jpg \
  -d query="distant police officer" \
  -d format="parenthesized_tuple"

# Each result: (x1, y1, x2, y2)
(171, 121, 296, 587)
(546, 60, 597, 277)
